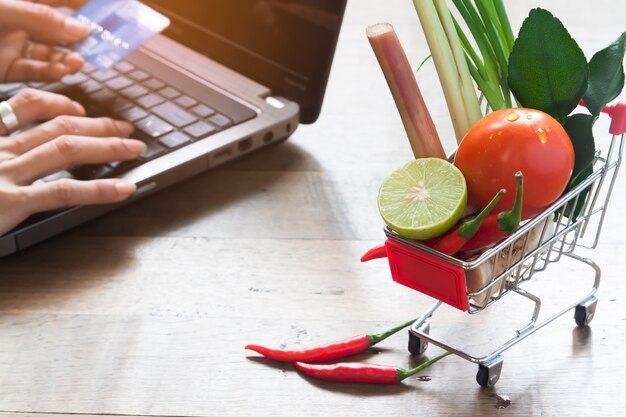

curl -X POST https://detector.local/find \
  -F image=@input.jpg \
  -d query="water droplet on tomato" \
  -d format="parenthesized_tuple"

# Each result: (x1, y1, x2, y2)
(526, 114, 533, 120)
(506, 112, 520, 122)
(535, 127, 548, 143)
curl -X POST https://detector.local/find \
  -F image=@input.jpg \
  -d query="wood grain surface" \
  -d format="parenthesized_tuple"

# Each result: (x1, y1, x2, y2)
(1, 1, 625, 416)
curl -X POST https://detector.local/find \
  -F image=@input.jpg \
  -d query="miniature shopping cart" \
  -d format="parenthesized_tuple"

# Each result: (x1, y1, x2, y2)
(362, 102, 626, 387)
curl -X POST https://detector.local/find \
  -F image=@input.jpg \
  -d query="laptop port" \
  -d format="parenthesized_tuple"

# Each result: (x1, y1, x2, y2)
(238, 137, 253, 152)
(262, 132, 274, 143)
(214, 147, 233, 160)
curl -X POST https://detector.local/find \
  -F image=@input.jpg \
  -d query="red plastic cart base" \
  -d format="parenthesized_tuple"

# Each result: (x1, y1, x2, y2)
(362, 239, 468, 311)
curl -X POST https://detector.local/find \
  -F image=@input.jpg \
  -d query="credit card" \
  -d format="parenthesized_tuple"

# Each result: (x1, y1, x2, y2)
(72, 0, 170, 70)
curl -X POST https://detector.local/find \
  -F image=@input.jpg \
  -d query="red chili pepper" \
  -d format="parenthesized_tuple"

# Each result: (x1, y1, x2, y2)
(245, 318, 416, 363)
(294, 352, 451, 384)
(433, 189, 506, 255)
(461, 171, 524, 253)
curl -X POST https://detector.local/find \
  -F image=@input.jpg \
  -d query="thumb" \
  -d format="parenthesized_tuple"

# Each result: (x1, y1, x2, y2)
(0, 1, 90, 44)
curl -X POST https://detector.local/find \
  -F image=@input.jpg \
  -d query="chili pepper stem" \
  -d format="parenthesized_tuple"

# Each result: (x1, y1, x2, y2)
(497, 171, 524, 234)
(396, 352, 453, 381)
(367, 318, 418, 346)
(459, 189, 506, 239)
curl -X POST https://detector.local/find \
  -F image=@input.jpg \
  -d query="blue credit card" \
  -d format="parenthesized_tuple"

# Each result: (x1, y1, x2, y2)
(72, 0, 170, 70)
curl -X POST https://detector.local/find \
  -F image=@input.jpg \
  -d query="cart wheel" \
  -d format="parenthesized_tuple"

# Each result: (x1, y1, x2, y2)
(408, 322, 430, 356)
(476, 357, 504, 388)
(575, 296, 598, 327)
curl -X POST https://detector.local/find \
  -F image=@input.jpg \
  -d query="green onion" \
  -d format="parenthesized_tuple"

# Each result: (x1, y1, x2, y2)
(451, 0, 516, 109)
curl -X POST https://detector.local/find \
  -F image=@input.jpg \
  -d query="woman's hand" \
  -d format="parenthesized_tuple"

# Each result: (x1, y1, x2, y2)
(0, 0, 91, 83)
(0, 88, 145, 235)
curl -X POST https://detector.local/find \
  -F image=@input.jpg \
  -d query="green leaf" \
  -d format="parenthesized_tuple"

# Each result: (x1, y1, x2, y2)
(416, 54, 432, 73)
(508, 8, 588, 120)
(564, 165, 593, 221)
(564, 113, 596, 177)
(584, 31, 626, 116)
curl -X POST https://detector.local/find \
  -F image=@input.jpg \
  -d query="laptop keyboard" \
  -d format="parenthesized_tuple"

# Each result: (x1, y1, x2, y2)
(0, 52, 258, 181)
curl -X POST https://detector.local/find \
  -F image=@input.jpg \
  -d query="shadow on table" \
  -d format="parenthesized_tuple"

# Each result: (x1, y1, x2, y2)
(0, 141, 318, 310)
(74, 140, 320, 237)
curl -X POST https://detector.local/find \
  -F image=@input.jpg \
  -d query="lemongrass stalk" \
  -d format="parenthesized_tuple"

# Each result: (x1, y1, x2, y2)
(413, 0, 472, 143)
(434, 0, 482, 134)
(366, 23, 446, 159)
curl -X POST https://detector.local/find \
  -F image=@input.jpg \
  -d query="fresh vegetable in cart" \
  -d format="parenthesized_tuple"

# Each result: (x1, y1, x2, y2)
(370, 3, 626, 258)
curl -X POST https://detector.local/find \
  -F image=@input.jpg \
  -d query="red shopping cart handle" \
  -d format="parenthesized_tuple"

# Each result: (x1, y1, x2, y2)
(579, 100, 626, 135)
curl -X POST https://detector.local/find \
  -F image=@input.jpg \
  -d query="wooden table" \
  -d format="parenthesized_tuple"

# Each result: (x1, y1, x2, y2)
(1, 1, 625, 416)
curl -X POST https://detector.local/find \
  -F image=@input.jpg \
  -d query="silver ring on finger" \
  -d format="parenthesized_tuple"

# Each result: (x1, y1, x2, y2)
(0, 101, 19, 134)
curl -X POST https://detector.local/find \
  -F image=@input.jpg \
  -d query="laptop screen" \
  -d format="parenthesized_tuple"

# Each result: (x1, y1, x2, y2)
(143, 1, 346, 124)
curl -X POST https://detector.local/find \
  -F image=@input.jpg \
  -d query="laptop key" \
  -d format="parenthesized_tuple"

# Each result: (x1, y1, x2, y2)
(208, 113, 233, 129)
(184, 121, 216, 139)
(120, 85, 148, 100)
(91, 69, 118, 82)
(139, 141, 166, 160)
(114, 62, 135, 73)
(151, 102, 197, 128)
(89, 87, 117, 103)
(129, 70, 150, 82)
(62, 73, 88, 85)
(119, 106, 149, 122)
(111, 97, 133, 113)
(175, 95, 198, 108)
(136, 115, 174, 138)
(159, 131, 192, 149)
(159, 87, 181, 99)
(105, 76, 133, 90)
(191, 104, 215, 118)
(136, 93, 165, 109)
(79, 79, 103, 94)
(143, 78, 165, 90)
(82, 62, 98, 74)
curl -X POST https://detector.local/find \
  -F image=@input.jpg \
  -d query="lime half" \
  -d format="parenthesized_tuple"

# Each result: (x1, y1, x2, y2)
(378, 158, 467, 240)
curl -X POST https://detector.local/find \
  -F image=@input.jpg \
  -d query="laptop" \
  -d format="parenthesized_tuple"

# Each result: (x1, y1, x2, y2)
(0, 0, 347, 257)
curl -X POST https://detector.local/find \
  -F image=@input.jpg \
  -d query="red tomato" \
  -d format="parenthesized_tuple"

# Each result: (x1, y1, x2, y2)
(454, 108, 574, 218)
